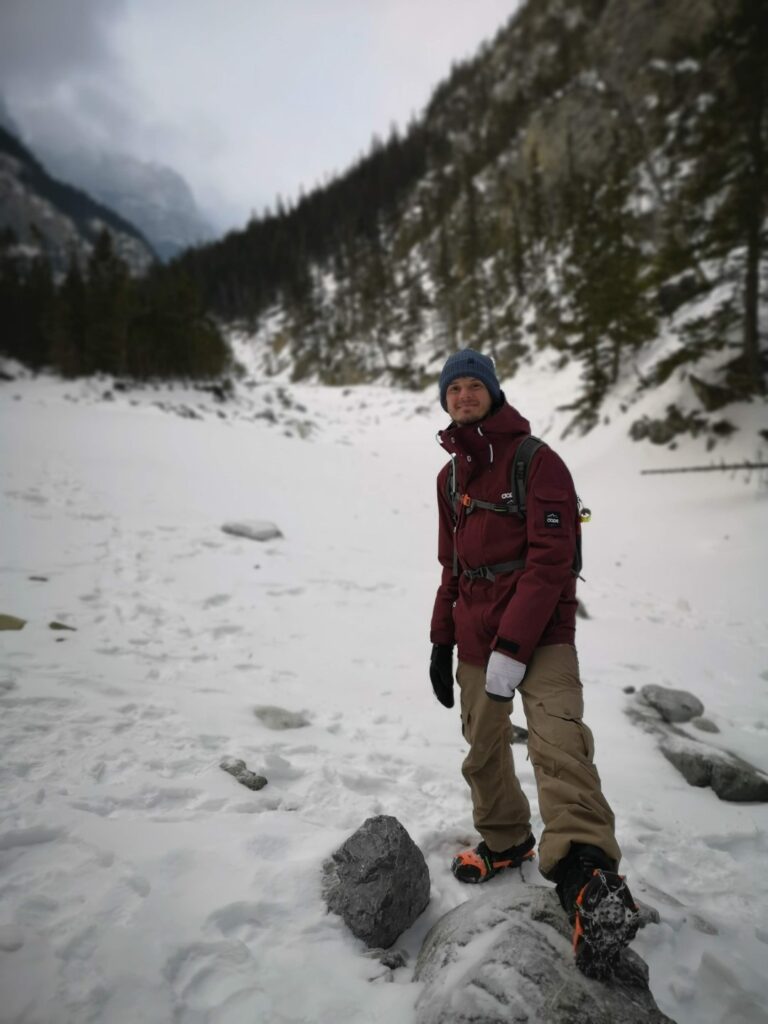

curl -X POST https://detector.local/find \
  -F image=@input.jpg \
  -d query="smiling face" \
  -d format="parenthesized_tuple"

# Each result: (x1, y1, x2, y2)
(445, 376, 494, 425)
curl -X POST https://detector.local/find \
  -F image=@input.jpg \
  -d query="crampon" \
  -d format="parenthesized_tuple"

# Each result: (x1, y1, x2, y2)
(572, 869, 640, 980)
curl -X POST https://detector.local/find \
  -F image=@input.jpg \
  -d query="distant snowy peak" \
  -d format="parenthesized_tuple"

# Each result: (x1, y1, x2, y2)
(0, 124, 154, 274)
(36, 146, 215, 261)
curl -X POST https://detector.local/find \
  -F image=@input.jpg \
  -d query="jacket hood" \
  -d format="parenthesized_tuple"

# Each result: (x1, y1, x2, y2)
(438, 401, 531, 465)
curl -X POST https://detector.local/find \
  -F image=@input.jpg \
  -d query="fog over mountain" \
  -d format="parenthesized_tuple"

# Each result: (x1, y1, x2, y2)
(36, 142, 215, 261)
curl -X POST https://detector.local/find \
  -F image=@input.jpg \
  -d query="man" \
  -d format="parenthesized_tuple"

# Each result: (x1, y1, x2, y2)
(429, 348, 638, 979)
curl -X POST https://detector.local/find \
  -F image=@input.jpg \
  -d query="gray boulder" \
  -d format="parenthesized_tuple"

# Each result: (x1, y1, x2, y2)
(659, 742, 712, 787)
(640, 685, 704, 723)
(660, 741, 768, 801)
(323, 816, 430, 949)
(415, 886, 675, 1024)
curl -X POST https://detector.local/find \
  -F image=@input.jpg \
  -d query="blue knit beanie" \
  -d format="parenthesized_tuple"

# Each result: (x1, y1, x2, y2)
(439, 349, 501, 411)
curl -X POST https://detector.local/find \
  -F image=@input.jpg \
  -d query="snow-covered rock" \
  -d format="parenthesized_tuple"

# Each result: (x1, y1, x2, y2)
(323, 816, 430, 949)
(254, 705, 310, 730)
(414, 886, 675, 1024)
(221, 519, 283, 541)
(219, 757, 268, 792)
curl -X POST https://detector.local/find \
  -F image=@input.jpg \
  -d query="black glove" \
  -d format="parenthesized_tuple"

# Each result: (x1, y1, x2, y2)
(430, 644, 455, 708)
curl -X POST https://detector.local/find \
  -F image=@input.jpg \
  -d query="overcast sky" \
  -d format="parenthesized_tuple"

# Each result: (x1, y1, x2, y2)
(0, 0, 518, 231)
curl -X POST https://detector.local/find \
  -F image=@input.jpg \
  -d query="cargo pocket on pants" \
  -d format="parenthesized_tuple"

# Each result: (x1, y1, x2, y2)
(527, 690, 593, 768)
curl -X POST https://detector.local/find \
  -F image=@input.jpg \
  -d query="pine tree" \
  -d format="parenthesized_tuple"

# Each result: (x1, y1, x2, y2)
(18, 256, 55, 369)
(433, 220, 459, 353)
(84, 230, 132, 375)
(560, 149, 657, 430)
(49, 257, 88, 376)
(671, 0, 768, 394)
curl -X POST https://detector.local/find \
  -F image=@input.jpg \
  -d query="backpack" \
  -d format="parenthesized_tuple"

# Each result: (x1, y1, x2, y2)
(446, 435, 587, 580)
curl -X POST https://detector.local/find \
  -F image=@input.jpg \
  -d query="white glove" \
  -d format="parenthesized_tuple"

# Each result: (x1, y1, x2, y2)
(486, 650, 526, 702)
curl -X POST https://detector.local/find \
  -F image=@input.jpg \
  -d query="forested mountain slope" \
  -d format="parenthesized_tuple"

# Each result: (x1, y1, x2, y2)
(181, 0, 767, 444)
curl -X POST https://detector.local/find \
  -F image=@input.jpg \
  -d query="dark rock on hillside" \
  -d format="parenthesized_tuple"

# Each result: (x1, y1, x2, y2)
(414, 886, 675, 1024)
(322, 815, 430, 949)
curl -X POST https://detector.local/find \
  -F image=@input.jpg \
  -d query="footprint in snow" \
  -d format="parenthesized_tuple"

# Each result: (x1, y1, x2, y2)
(206, 900, 284, 940)
(163, 941, 268, 1019)
(0, 825, 66, 852)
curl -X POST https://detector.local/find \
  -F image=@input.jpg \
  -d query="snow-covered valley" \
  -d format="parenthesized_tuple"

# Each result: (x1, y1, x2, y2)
(1, 364, 767, 1024)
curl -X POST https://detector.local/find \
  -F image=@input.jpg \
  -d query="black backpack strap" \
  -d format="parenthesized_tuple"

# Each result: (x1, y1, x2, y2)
(446, 455, 458, 518)
(508, 435, 546, 518)
(463, 559, 526, 582)
(445, 456, 460, 576)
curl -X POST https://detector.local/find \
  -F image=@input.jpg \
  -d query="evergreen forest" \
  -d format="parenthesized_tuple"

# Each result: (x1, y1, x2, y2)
(0, 229, 229, 380)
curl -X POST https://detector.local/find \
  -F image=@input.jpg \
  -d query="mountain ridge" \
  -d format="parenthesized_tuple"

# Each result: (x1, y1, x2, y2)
(0, 123, 155, 273)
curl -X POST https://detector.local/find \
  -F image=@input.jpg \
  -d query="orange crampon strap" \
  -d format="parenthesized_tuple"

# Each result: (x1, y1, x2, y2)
(453, 848, 492, 877)
(454, 845, 535, 878)
(572, 905, 586, 951)
(572, 868, 600, 951)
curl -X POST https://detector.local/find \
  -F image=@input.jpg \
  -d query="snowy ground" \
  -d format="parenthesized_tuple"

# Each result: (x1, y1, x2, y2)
(1, 359, 767, 1024)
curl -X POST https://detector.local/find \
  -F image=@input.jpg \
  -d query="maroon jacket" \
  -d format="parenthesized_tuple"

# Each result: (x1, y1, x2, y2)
(430, 401, 579, 667)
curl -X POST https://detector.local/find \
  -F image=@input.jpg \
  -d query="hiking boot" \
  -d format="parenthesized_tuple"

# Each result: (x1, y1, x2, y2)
(554, 844, 639, 979)
(572, 870, 640, 980)
(451, 834, 535, 883)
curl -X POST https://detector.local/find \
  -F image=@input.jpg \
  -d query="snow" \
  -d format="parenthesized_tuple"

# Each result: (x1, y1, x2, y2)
(1, 363, 767, 1024)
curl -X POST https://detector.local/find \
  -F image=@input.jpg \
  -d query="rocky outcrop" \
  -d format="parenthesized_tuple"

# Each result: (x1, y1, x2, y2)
(414, 885, 675, 1024)
(322, 816, 430, 949)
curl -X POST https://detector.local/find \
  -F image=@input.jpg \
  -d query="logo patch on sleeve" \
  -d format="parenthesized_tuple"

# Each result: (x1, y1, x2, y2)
(544, 511, 562, 528)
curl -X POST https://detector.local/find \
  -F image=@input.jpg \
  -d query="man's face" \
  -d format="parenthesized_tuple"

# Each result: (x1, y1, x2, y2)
(445, 376, 493, 425)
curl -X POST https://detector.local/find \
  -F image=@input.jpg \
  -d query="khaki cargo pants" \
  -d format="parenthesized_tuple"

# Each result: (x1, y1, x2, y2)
(457, 644, 620, 879)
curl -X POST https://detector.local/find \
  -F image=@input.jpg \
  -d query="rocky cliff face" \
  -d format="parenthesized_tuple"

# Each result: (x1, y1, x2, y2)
(0, 125, 154, 275)
(183, 0, 766, 443)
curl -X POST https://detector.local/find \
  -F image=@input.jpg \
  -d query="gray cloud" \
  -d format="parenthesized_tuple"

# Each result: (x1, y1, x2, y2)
(0, 0, 126, 89)
(0, 0, 518, 231)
